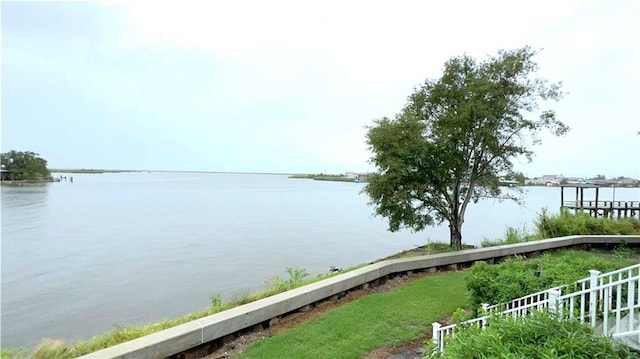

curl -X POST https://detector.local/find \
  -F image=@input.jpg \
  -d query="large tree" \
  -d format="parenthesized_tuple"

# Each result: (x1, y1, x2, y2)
(1, 150, 51, 181)
(365, 47, 569, 249)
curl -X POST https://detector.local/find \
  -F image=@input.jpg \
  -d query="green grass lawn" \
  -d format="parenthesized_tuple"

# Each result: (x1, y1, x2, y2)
(238, 271, 469, 359)
(237, 248, 640, 359)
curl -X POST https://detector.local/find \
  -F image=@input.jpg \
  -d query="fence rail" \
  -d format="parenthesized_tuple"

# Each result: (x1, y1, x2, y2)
(485, 264, 640, 315)
(433, 263, 640, 353)
(483, 286, 560, 314)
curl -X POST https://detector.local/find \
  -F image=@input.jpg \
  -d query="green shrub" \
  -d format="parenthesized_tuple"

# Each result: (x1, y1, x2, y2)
(267, 267, 310, 292)
(536, 208, 640, 238)
(0, 348, 28, 359)
(466, 250, 627, 310)
(466, 257, 543, 309)
(450, 307, 473, 324)
(504, 226, 526, 243)
(210, 293, 226, 312)
(613, 241, 633, 259)
(431, 310, 637, 358)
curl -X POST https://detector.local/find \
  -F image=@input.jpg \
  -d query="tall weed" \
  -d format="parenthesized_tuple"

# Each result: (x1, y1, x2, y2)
(536, 208, 640, 238)
(481, 225, 540, 247)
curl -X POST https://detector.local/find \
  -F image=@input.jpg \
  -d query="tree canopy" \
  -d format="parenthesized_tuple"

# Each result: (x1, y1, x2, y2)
(1, 150, 51, 181)
(364, 47, 569, 248)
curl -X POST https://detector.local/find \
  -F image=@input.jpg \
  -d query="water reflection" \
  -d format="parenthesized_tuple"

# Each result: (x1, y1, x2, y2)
(1, 183, 50, 208)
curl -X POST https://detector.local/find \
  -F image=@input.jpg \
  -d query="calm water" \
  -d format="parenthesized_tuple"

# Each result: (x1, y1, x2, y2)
(1, 172, 638, 348)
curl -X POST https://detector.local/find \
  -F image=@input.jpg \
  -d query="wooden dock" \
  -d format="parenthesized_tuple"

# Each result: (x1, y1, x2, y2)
(562, 200, 640, 219)
(560, 184, 640, 219)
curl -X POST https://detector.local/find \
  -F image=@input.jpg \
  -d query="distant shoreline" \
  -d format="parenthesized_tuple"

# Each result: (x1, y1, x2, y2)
(289, 174, 363, 183)
(45, 170, 640, 187)
(50, 169, 365, 176)
(49, 169, 301, 175)
(50, 169, 145, 174)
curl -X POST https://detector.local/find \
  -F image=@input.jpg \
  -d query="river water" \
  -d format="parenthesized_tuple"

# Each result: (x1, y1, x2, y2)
(1, 172, 638, 348)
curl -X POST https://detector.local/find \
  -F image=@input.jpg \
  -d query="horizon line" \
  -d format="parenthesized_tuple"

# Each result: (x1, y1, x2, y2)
(47, 168, 371, 176)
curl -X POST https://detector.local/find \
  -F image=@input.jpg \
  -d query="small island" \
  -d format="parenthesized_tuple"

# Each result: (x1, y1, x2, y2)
(0, 150, 54, 184)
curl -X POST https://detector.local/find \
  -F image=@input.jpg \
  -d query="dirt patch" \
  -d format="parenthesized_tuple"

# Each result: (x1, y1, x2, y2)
(364, 335, 429, 359)
(378, 246, 428, 260)
(202, 272, 438, 359)
(379, 244, 475, 261)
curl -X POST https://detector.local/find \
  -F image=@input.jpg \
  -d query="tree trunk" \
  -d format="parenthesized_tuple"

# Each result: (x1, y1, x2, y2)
(449, 219, 463, 250)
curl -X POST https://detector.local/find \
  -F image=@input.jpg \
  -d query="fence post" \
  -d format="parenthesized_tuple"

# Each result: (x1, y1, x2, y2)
(628, 269, 636, 333)
(432, 322, 441, 351)
(547, 288, 562, 316)
(589, 269, 601, 328)
(481, 303, 490, 314)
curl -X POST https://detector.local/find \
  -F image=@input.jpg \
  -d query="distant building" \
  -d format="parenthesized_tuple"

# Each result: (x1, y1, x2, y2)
(617, 177, 639, 187)
(563, 177, 585, 184)
(588, 179, 618, 187)
(529, 175, 561, 185)
(541, 175, 560, 179)
(356, 172, 374, 182)
(344, 171, 376, 182)
(527, 174, 638, 188)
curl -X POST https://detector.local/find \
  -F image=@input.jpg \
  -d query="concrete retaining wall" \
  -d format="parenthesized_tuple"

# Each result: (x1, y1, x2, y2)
(77, 235, 640, 359)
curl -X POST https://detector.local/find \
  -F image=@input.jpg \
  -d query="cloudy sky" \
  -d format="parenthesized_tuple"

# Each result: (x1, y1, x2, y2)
(2, 1, 638, 177)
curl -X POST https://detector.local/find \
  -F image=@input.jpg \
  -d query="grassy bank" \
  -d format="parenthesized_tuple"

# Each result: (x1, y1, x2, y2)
(239, 271, 469, 359)
(0, 244, 462, 358)
(0, 267, 333, 359)
(481, 209, 640, 247)
(1, 310, 214, 359)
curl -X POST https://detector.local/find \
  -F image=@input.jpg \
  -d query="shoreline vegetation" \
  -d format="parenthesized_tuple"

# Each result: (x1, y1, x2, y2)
(288, 173, 363, 182)
(2, 211, 639, 358)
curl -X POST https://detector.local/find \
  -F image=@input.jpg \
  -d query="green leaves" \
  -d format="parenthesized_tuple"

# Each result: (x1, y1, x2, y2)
(465, 250, 629, 311)
(1, 150, 51, 181)
(365, 47, 569, 247)
(435, 310, 636, 359)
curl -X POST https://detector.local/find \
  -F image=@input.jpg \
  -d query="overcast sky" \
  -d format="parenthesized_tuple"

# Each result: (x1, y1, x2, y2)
(2, 1, 639, 177)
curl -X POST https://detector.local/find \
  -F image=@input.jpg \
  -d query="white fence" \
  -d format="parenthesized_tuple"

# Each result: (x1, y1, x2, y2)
(432, 263, 640, 353)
